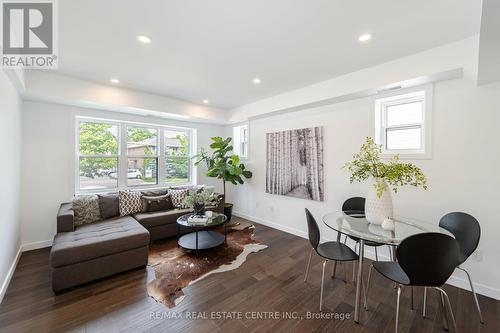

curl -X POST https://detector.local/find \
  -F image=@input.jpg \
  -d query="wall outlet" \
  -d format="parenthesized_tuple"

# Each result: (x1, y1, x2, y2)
(472, 249, 483, 262)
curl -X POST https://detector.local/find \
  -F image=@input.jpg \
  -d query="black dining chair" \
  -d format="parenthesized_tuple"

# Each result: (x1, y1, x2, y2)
(422, 212, 484, 323)
(303, 208, 359, 311)
(364, 233, 460, 333)
(342, 197, 388, 280)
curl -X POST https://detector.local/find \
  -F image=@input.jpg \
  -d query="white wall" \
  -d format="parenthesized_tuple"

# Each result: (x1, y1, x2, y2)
(20, 101, 224, 247)
(226, 39, 500, 299)
(0, 70, 23, 301)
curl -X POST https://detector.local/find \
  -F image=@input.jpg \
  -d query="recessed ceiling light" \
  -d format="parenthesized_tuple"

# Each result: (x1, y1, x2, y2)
(253, 78, 261, 84)
(110, 78, 120, 84)
(137, 35, 152, 44)
(203, 99, 209, 104)
(358, 34, 372, 42)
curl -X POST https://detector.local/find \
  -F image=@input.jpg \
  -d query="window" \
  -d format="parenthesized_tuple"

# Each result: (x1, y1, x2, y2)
(76, 118, 195, 192)
(374, 87, 432, 158)
(78, 122, 119, 190)
(164, 130, 190, 184)
(127, 127, 158, 186)
(232, 124, 248, 158)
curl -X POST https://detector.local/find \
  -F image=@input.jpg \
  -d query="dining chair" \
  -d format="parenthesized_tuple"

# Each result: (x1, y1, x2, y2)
(364, 233, 459, 333)
(422, 212, 484, 323)
(303, 208, 359, 311)
(342, 197, 388, 280)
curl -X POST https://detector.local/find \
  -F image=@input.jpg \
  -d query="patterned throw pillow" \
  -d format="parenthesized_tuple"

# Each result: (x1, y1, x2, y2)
(119, 191, 143, 216)
(169, 188, 188, 207)
(142, 194, 174, 212)
(73, 195, 101, 226)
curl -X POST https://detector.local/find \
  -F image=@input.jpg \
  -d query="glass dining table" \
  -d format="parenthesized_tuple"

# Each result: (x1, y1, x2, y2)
(322, 211, 452, 323)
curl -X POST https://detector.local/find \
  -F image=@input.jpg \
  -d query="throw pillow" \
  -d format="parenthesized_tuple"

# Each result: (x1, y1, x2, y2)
(141, 188, 168, 197)
(119, 191, 143, 216)
(73, 195, 101, 226)
(169, 188, 188, 207)
(97, 193, 119, 219)
(142, 194, 174, 212)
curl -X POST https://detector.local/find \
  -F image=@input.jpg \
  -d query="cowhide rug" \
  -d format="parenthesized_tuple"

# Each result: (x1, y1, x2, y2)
(147, 221, 267, 307)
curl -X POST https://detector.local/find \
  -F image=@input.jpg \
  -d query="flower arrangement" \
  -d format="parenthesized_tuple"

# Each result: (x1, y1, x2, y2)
(182, 189, 220, 215)
(344, 137, 427, 197)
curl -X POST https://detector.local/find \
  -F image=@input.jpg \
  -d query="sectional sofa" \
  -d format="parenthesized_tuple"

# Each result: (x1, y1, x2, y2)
(50, 188, 224, 293)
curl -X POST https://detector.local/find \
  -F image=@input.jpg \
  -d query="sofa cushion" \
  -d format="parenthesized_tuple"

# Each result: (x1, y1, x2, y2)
(142, 194, 174, 212)
(97, 193, 119, 219)
(119, 191, 143, 216)
(133, 208, 191, 228)
(141, 188, 168, 197)
(73, 195, 101, 226)
(50, 216, 149, 268)
(169, 188, 188, 207)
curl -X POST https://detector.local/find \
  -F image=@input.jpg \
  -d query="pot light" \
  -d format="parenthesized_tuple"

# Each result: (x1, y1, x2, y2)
(137, 35, 152, 44)
(253, 77, 261, 84)
(110, 78, 120, 84)
(203, 99, 209, 104)
(358, 34, 372, 42)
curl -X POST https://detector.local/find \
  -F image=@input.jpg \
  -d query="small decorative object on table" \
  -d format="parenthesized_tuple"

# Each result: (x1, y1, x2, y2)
(187, 214, 209, 226)
(344, 137, 427, 225)
(381, 217, 395, 231)
(182, 189, 220, 216)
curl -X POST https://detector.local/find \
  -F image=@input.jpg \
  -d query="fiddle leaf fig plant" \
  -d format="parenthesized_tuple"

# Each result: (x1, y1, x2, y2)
(194, 137, 252, 197)
(343, 137, 427, 197)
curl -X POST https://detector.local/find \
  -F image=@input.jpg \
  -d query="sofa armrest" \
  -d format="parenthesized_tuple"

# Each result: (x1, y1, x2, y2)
(57, 202, 75, 233)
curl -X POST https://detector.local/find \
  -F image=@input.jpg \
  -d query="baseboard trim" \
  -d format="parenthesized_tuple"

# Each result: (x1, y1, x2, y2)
(22, 239, 53, 252)
(0, 245, 22, 303)
(233, 210, 500, 301)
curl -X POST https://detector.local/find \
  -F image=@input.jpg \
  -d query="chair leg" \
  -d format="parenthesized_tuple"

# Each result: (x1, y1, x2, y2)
(437, 287, 458, 332)
(422, 287, 427, 318)
(304, 248, 314, 282)
(331, 260, 337, 278)
(375, 247, 379, 261)
(395, 285, 402, 333)
(343, 260, 348, 283)
(458, 266, 484, 324)
(410, 286, 414, 310)
(438, 288, 449, 331)
(364, 263, 374, 310)
(352, 242, 358, 282)
(320, 260, 328, 311)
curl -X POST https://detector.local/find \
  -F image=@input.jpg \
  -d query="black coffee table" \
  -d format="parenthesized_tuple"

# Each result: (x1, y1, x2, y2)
(176, 212, 227, 254)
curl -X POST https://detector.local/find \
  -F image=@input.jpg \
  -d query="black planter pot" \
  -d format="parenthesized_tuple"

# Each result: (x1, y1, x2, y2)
(224, 203, 233, 222)
(193, 204, 205, 216)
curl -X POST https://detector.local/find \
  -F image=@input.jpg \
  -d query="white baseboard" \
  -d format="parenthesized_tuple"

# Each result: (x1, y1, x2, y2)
(0, 245, 22, 303)
(233, 210, 500, 301)
(22, 239, 53, 252)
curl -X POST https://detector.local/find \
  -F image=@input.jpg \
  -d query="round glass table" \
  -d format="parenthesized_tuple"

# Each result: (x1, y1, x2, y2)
(177, 212, 227, 254)
(322, 211, 452, 323)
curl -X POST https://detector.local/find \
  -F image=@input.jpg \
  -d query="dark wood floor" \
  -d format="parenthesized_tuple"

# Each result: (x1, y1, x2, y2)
(1, 217, 498, 333)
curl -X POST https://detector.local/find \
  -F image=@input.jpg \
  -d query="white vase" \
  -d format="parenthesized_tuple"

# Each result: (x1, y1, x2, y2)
(365, 178, 393, 225)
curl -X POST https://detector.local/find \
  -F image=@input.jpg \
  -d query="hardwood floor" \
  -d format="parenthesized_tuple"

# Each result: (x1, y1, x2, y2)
(1, 217, 498, 333)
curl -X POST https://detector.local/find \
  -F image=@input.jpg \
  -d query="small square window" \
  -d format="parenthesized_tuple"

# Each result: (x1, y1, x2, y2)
(373, 87, 432, 158)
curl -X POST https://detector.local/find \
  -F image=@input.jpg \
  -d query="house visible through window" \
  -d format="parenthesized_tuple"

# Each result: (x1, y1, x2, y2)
(233, 124, 248, 158)
(77, 118, 194, 192)
(374, 87, 432, 158)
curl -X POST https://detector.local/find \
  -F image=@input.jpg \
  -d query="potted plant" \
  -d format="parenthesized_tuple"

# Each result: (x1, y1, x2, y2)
(343, 137, 427, 224)
(182, 189, 220, 216)
(194, 137, 252, 222)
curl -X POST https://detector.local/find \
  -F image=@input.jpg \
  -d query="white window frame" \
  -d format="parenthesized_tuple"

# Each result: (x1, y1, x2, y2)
(75, 117, 196, 193)
(372, 85, 433, 159)
(125, 125, 160, 187)
(232, 123, 249, 159)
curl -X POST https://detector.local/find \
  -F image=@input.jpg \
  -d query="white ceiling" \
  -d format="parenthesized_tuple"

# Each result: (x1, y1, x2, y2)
(58, 0, 481, 109)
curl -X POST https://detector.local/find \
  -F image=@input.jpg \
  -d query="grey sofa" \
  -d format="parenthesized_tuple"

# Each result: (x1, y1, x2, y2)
(50, 193, 224, 293)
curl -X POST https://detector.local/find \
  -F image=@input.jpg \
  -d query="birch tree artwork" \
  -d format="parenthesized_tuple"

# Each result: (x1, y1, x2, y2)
(266, 127, 324, 201)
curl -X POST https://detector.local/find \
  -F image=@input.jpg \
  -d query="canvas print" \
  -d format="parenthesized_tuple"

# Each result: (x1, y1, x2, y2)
(266, 127, 324, 201)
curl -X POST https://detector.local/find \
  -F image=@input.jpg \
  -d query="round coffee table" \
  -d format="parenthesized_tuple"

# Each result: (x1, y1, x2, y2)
(176, 212, 227, 254)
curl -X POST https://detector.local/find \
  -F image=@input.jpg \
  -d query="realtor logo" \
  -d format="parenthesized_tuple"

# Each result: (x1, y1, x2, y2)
(1, 0, 58, 68)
